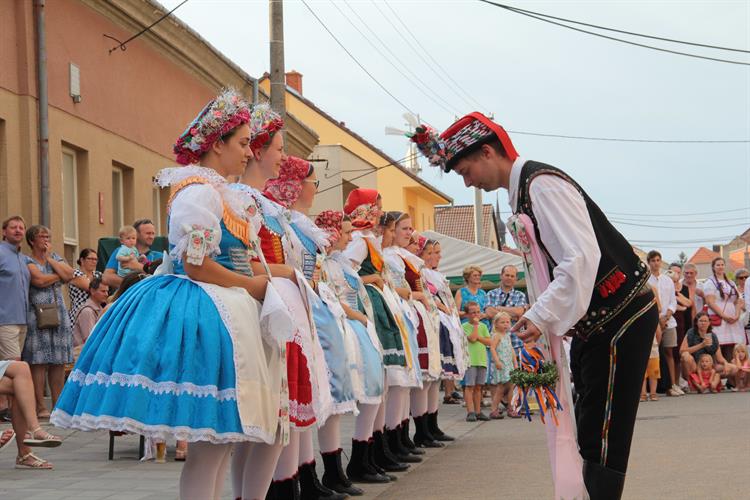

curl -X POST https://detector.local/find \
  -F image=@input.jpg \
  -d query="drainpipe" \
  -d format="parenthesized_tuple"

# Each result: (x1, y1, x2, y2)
(34, 0, 50, 226)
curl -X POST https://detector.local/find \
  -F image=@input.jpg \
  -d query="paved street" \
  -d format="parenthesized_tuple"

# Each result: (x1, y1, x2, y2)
(1, 391, 747, 499)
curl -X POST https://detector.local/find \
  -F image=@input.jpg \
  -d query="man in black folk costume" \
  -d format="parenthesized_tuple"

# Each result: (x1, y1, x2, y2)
(411, 112, 658, 500)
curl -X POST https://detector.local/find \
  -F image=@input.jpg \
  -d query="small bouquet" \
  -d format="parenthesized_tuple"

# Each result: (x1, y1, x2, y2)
(510, 345, 562, 424)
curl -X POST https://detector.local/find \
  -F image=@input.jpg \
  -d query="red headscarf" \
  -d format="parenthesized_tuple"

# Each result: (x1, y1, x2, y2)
(344, 188, 380, 230)
(315, 210, 344, 245)
(264, 156, 312, 208)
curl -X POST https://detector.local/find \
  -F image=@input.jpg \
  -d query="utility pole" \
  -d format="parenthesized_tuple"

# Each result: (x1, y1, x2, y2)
(269, 0, 286, 125)
(474, 188, 483, 246)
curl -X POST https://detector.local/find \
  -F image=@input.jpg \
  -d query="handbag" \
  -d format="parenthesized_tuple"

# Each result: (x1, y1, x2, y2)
(34, 288, 60, 330)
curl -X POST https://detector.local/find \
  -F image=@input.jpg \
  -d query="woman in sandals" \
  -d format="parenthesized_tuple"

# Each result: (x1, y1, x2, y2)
(0, 359, 62, 469)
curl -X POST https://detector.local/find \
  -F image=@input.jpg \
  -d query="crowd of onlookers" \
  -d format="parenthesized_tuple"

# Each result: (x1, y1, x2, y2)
(451, 254, 750, 422)
(0, 215, 167, 469)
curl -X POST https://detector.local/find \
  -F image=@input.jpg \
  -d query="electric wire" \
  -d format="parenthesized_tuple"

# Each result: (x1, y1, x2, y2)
(477, 0, 750, 66)
(104, 0, 189, 54)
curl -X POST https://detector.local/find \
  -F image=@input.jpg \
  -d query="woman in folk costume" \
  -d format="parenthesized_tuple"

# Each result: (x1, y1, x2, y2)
(230, 105, 333, 500)
(51, 89, 288, 500)
(378, 212, 427, 463)
(342, 190, 415, 476)
(315, 210, 388, 485)
(408, 113, 659, 500)
(265, 157, 360, 498)
(396, 231, 443, 449)
(416, 237, 465, 442)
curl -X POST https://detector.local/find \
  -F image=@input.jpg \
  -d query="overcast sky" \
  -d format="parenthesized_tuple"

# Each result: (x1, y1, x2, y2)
(160, 0, 750, 262)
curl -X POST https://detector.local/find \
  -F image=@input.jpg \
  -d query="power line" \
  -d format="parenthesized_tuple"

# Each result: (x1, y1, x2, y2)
(610, 215, 750, 224)
(104, 0, 189, 54)
(505, 129, 750, 143)
(477, 0, 750, 66)
(630, 236, 738, 244)
(330, 0, 462, 116)
(611, 220, 750, 230)
(607, 206, 750, 217)
(381, 0, 486, 112)
(300, 0, 416, 115)
(316, 152, 420, 195)
(488, 2, 750, 53)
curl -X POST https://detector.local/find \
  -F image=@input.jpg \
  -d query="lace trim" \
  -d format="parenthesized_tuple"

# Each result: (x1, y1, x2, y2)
(50, 409, 273, 444)
(289, 399, 316, 424)
(155, 166, 227, 189)
(290, 211, 330, 251)
(381, 348, 404, 357)
(418, 347, 430, 355)
(67, 370, 236, 401)
(330, 400, 359, 416)
(357, 394, 383, 405)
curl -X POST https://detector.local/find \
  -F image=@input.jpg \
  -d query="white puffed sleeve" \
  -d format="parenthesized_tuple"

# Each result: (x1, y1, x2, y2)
(344, 237, 368, 268)
(168, 184, 223, 265)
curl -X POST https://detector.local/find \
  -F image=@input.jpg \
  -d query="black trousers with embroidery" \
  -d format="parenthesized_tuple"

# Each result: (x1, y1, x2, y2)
(570, 290, 658, 474)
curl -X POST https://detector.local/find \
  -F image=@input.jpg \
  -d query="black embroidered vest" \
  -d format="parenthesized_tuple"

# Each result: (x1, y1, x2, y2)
(515, 161, 650, 339)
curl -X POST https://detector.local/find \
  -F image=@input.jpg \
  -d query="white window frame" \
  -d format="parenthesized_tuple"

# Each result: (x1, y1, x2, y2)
(61, 147, 79, 248)
(112, 166, 124, 232)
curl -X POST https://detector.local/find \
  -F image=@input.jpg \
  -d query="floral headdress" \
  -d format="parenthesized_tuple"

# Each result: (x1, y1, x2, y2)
(344, 188, 380, 230)
(173, 88, 251, 166)
(264, 156, 312, 208)
(315, 210, 344, 245)
(250, 103, 284, 151)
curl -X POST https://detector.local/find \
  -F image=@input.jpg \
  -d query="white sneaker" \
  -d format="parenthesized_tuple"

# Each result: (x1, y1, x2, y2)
(672, 384, 685, 396)
(678, 377, 690, 392)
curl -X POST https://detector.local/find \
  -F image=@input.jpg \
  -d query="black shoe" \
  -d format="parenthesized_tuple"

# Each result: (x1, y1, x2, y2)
(400, 419, 424, 455)
(372, 430, 409, 472)
(367, 438, 398, 481)
(268, 476, 300, 500)
(346, 439, 390, 484)
(387, 427, 421, 463)
(413, 415, 443, 448)
(429, 411, 454, 441)
(321, 448, 364, 496)
(583, 460, 625, 500)
(298, 460, 347, 500)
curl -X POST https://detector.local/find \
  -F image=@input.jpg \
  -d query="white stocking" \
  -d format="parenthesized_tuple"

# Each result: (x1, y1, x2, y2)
(353, 403, 379, 441)
(231, 442, 251, 499)
(428, 380, 441, 413)
(179, 442, 233, 500)
(409, 385, 429, 418)
(385, 386, 406, 429)
(298, 429, 315, 466)
(242, 442, 284, 499)
(273, 431, 300, 481)
(373, 384, 388, 432)
(214, 444, 232, 499)
(318, 415, 341, 453)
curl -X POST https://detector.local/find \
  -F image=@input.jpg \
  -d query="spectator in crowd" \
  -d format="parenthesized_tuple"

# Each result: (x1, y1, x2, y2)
(647, 251, 683, 397)
(703, 257, 744, 362)
(22, 225, 74, 419)
(486, 265, 527, 360)
(114, 225, 146, 279)
(67, 248, 102, 324)
(455, 266, 491, 328)
(682, 263, 702, 321)
(669, 265, 692, 390)
(488, 312, 518, 418)
(0, 216, 31, 422)
(102, 219, 161, 289)
(72, 278, 109, 357)
(679, 312, 737, 389)
(0, 359, 62, 469)
(730, 344, 749, 391)
(690, 353, 721, 393)
(462, 302, 492, 422)
(733, 268, 749, 343)
(103, 272, 149, 314)
(641, 325, 662, 402)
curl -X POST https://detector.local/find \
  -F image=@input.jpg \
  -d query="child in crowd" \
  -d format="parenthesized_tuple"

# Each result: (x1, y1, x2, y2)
(462, 302, 492, 422)
(115, 225, 145, 278)
(641, 325, 662, 401)
(690, 354, 722, 393)
(489, 312, 518, 418)
(731, 344, 750, 391)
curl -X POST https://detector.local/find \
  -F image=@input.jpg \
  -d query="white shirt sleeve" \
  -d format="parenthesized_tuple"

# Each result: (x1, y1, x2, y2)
(344, 237, 368, 268)
(744, 278, 750, 312)
(168, 184, 223, 265)
(522, 175, 601, 336)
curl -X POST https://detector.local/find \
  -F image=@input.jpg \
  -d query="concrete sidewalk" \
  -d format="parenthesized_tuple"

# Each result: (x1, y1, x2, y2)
(0, 392, 747, 499)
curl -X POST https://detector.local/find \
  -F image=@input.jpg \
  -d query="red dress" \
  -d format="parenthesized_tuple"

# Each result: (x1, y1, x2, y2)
(404, 258, 430, 372)
(256, 194, 315, 428)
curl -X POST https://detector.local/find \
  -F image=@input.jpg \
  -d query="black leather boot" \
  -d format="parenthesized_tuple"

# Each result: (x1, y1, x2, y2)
(346, 439, 389, 484)
(321, 448, 364, 496)
(413, 414, 443, 448)
(387, 427, 421, 463)
(372, 430, 409, 472)
(367, 438, 397, 481)
(298, 460, 347, 500)
(400, 419, 425, 455)
(267, 475, 300, 500)
(429, 411, 454, 441)
(583, 460, 626, 500)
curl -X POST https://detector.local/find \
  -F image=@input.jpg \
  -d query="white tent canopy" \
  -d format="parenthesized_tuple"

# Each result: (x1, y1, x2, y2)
(422, 230, 524, 285)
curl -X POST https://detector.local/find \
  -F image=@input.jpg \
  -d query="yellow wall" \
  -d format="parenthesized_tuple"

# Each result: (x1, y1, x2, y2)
(260, 80, 450, 231)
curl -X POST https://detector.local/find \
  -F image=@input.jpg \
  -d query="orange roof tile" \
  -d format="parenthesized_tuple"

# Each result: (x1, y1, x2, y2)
(688, 247, 722, 265)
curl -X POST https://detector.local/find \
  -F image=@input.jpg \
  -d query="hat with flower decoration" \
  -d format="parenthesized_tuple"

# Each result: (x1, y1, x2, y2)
(173, 88, 252, 166)
(344, 188, 380, 230)
(250, 103, 284, 152)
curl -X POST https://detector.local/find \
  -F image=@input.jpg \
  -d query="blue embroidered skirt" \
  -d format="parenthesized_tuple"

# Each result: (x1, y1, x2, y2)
(51, 275, 248, 443)
(347, 319, 384, 403)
